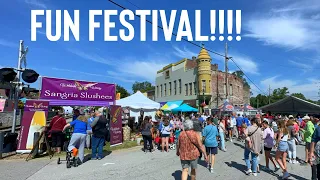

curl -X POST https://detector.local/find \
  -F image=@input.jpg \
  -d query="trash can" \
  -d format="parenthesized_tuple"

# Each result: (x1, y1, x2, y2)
(3, 133, 18, 153)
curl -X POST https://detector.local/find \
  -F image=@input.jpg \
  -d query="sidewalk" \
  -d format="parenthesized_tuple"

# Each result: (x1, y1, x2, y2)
(24, 140, 311, 180)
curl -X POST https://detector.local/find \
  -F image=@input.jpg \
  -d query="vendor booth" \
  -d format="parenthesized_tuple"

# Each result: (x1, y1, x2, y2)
(260, 95, 320, 114)
(172, 104, 198, 112)
(16, 76, 119, 153)
(116, 91, 160, 122)
(160, 100, 183, 111)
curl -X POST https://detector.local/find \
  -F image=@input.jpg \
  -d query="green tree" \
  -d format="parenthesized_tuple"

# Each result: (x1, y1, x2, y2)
(132, 81, 155, 93)
(271, 87, 289, 103)
(250, 94, 269, 108)
(291, 93, 306, 100)
(116, 85, 130, 98)
(232, 70, 250, 88)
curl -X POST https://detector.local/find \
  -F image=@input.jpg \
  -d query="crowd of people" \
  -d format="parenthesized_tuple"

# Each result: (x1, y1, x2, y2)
(47, 109, 110, 165)
(147, 112, 320, 180)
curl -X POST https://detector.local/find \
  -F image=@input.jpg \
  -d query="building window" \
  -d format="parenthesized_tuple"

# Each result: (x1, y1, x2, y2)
(164, 83, 167, 96)
(237, 85, 240, 93)
(165, 70, 170, 79)
(193, 82, 197, 95)
(160, 84, 163, 97)
(179, 79, 182, 94)
(169, 82, 172, 96)
(230, 84, 233, 95)
(202, 80, 206, 93)
(174, 80, 177, 95)
(209, 80, 211, 91)
(156, 86, 159, 98)
(185, 84, 188, 96)
(189, 83, 192, 95)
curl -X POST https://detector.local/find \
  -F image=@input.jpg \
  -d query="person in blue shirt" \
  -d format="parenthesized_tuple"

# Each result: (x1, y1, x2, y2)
(86, 111, 95, 149)
(202, 117, 220, 173)
(243, 115, 251, 127)
(63, 115, 88, 165)
(236, 114, 244, 137)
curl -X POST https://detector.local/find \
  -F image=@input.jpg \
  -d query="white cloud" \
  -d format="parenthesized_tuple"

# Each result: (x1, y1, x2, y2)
(245, 0, 320, 51)
(173, 46, 197, 59)
(24, 0, 47, 9)
(108, 57, 169, 83)
(66, 48, 111, 65)
(260, 76, 319, 100)
(0, 39, 16, 48)
(228, 55, 259, 75)
(288, 60, 313, 72)
(51, 68, 135, 83)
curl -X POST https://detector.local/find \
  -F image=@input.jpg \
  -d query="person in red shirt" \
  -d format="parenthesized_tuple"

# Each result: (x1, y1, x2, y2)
(49, 111, 67, 153)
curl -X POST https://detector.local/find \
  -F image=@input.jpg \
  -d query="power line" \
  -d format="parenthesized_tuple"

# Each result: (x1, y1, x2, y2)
(108, 0, 267, 95)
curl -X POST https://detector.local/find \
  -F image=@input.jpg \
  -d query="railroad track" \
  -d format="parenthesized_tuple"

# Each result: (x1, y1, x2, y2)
(0, 115, 73, 133)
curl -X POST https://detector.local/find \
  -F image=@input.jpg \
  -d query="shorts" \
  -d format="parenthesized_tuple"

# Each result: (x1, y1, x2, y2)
(277, 141, 288, 152)
(206, 146, 218, 155)
(161, 134, 170, 138)
(306, 142, 311, 151)
(264, 146, 272, 151)
(51, 130, 64, 148)
(181, 159, 198, 169)
(227, 127, 233, 131)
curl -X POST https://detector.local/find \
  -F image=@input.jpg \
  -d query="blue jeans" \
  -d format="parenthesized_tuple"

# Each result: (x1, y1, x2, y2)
(91, 136, 105, 159)
(244, 148, 258, 173)
(219, 131, 226, 150)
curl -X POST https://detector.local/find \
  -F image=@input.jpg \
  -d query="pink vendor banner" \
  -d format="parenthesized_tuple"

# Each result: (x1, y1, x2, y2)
(109, 105, 123, 146)
(17, 100, 49, 152)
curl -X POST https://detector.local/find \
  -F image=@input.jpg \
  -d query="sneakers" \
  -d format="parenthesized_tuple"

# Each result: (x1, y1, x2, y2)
(292, 160, 299, 164)
(245, 169, 252, 175)
(210, 168, 214, 173)
(207, 163, 210, 169)
(289, 159, 293, 164)
(282, 172, 290, 179)
(252, 173, 258, 177)
(72, 148, 78, 157)
(230, 139, 233, 142)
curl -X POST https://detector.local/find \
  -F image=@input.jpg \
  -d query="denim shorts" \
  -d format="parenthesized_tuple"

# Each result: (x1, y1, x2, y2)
(277, 141, 289, 152)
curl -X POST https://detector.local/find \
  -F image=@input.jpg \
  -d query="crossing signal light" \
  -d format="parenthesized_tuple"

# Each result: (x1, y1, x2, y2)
(22, 69, 39, 83)
(0, 68, 17, 82)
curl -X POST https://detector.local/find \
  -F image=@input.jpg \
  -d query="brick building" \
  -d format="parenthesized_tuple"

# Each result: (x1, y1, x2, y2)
(155, 46, 250, 110)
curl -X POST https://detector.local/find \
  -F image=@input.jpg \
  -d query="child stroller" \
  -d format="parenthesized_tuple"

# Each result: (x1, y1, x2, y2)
(57, 128, 78, 168)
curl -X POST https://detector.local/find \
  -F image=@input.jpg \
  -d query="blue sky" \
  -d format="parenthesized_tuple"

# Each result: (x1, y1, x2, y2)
(0, 0, 319, 99)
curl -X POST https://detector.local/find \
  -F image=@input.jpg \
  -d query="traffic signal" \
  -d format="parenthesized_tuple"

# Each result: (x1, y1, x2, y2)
(0, 68, 17, 82)
(22, 69, 39, 83)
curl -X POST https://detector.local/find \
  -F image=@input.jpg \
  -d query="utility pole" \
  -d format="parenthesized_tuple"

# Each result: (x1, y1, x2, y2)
(225, 42, 229, 101)
(268, 85, 271, 104)
(12, 40, 28, 133)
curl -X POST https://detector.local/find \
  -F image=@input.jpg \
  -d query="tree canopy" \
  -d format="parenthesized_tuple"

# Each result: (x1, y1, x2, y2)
(250, 87, 319, 108)
(116, 85, 130, 98)
(232, 70, 250, 88)
(132, 81, 155, 93)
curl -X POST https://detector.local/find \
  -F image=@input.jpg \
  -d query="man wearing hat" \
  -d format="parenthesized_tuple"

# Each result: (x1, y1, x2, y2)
(302, 115, 315, 165)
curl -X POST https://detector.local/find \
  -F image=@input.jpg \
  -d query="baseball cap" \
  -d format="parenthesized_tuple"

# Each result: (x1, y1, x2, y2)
(288, 115, 294, 119)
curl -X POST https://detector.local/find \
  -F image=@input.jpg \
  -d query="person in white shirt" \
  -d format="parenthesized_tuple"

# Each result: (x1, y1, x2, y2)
(231, 115, 238, 139)
(227, 116, 233, 142)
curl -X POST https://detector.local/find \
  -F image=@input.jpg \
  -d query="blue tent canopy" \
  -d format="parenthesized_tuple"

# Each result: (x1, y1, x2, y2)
(172, 104, 198, 112)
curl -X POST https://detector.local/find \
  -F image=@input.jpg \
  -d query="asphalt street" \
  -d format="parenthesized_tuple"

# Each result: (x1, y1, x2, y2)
(3, 140, 308, 180)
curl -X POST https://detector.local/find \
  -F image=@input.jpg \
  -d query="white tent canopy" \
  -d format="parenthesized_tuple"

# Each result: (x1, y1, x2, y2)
(260, 96, 320, 114)
(116, 91, 160, 122)
(116, 91, 160, 109)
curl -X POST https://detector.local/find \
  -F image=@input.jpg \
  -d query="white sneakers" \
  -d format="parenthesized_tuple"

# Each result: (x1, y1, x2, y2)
(245, 169, 252, 175)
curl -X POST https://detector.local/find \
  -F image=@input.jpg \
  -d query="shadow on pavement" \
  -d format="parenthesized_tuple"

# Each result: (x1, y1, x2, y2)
(233, 142, 245, 149)
(84, 150, 112, 162)
(172, 170, 191, 180)
(225, 161, 247, 174)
